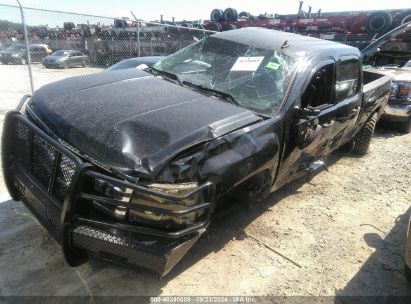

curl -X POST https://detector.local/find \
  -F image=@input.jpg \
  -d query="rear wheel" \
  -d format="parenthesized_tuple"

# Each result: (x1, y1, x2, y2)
(210, 9, 223, 21)
(352, 112, 378, 156)
(399, 116, 411, 134)
(223, 8, 238, 21)
(205, 22, 222, 32)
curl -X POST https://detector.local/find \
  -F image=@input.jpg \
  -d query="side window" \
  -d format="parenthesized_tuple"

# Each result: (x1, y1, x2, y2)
(301, 63, 335, 109)
(336, 59, 360, 101)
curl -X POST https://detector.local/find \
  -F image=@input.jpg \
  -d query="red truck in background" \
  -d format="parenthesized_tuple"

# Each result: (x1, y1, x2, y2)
(203, 2, 411, 49)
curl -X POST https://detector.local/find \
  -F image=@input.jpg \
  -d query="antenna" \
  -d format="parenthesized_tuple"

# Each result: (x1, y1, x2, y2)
(281, 40, 289, 49)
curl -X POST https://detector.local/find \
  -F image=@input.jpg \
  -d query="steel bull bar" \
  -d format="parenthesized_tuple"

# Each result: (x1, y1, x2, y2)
(2, 106, 215, 276)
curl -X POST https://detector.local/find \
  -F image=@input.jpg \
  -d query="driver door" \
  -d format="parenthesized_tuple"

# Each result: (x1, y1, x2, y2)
(275, 59, 338, 188)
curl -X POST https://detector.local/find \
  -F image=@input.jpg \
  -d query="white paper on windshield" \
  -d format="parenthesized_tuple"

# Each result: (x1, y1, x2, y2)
(230, 56, 264, 71)
(135, 64, 149, 70)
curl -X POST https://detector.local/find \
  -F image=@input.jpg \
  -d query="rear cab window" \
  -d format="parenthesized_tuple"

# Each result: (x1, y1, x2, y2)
(336, 57, 361, 102)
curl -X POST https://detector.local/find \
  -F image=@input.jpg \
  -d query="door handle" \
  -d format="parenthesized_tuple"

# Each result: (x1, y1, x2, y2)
(322, 120, 335, 128)
(336, 107, 360, 121)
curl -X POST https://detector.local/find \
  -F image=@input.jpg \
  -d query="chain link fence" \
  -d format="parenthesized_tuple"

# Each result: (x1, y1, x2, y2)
(0, 2, 215, 107)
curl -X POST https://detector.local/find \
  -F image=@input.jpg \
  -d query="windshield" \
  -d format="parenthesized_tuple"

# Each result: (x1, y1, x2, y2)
(7, 45, 25, 52)
(153, 36, 296, 115)
(52, 50, 69, 56)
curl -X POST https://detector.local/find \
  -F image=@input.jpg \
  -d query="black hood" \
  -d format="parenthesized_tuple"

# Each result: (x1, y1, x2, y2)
(29, 69, 262, 178)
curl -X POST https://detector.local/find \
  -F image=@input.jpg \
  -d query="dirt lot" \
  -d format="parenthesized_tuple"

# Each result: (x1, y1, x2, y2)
(0, 64, 410, 298)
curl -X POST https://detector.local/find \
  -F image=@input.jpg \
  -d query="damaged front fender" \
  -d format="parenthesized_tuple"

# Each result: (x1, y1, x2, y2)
(160, 116, 283, 196)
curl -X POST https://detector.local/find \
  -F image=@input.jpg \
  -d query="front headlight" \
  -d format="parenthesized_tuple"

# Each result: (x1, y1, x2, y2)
(134, 182, 200, 207)
(391, 82, 399, 98)
(92, 178, 204, 228)
(129, 182, 204, 227)
(11, 54, 20, 57)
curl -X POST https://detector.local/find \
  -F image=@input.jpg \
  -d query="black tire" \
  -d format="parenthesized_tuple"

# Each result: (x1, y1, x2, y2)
(352, 112, 378, 156)
(20, 57, 26, 65)
(222, 24, 237, 31)
(234, 171, 271, 209)
(210, 9, 223, 21)
(239, 11, 250, 18)
(394, 10, 411, 27)
(383, 42, 408, 51)
(205, 22, 222, 32)
(366, 11, 393, 34)
(399, 116, 411, 134)
(193, 24, 205, 30)
(223, 8, 238, 21)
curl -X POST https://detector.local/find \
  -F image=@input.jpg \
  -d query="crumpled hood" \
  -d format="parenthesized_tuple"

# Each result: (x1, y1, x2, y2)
(29, 69, 262, 178)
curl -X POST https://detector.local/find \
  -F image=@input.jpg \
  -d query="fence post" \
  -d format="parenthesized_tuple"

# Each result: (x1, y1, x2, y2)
(130, 11, 141, 57)
(16, 0, 34, 93)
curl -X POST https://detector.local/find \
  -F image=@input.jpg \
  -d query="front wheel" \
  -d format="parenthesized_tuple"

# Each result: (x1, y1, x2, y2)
(20, 57, 27, 65)
(351, 112, 378, 156)
(399, 116, 411, 134)
(234, 171, 271, 209)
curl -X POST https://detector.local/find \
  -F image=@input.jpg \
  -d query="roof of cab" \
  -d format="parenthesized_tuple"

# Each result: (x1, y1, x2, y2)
(213, 27, 360, 60)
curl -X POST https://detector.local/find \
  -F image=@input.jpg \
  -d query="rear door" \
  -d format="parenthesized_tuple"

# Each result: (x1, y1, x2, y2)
(329, 56, 363, 150)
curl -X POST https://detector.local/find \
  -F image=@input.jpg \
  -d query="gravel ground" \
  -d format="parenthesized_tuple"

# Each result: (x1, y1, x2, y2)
(0, 64, 410, 297)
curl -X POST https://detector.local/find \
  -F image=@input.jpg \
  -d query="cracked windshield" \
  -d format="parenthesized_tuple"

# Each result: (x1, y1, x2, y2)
(153, 36, 296, 115)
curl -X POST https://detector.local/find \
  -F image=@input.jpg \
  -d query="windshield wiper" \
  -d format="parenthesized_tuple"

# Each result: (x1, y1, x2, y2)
(182, 81, 240, 106)
(150, 67, 183, 86)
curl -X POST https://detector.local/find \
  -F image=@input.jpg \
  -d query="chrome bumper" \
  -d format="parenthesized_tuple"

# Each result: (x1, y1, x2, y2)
(382, 103, 411, 122)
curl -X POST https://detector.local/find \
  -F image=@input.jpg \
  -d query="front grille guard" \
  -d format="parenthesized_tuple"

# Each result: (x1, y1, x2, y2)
(3, 110, 215, 266)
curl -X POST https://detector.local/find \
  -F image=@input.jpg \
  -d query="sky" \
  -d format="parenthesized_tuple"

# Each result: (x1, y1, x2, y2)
(0, 0, 410, 26)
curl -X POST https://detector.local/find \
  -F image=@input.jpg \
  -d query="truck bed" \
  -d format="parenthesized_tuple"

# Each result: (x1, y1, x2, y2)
(357, 70, 392, 127)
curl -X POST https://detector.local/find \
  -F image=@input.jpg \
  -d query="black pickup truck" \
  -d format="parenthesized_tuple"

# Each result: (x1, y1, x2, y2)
(2, 28, 391, 276)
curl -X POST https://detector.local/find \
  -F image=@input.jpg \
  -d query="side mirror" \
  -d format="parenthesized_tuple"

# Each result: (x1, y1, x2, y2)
(294, 106, 320, 118)
(294, 106, 320, 125)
